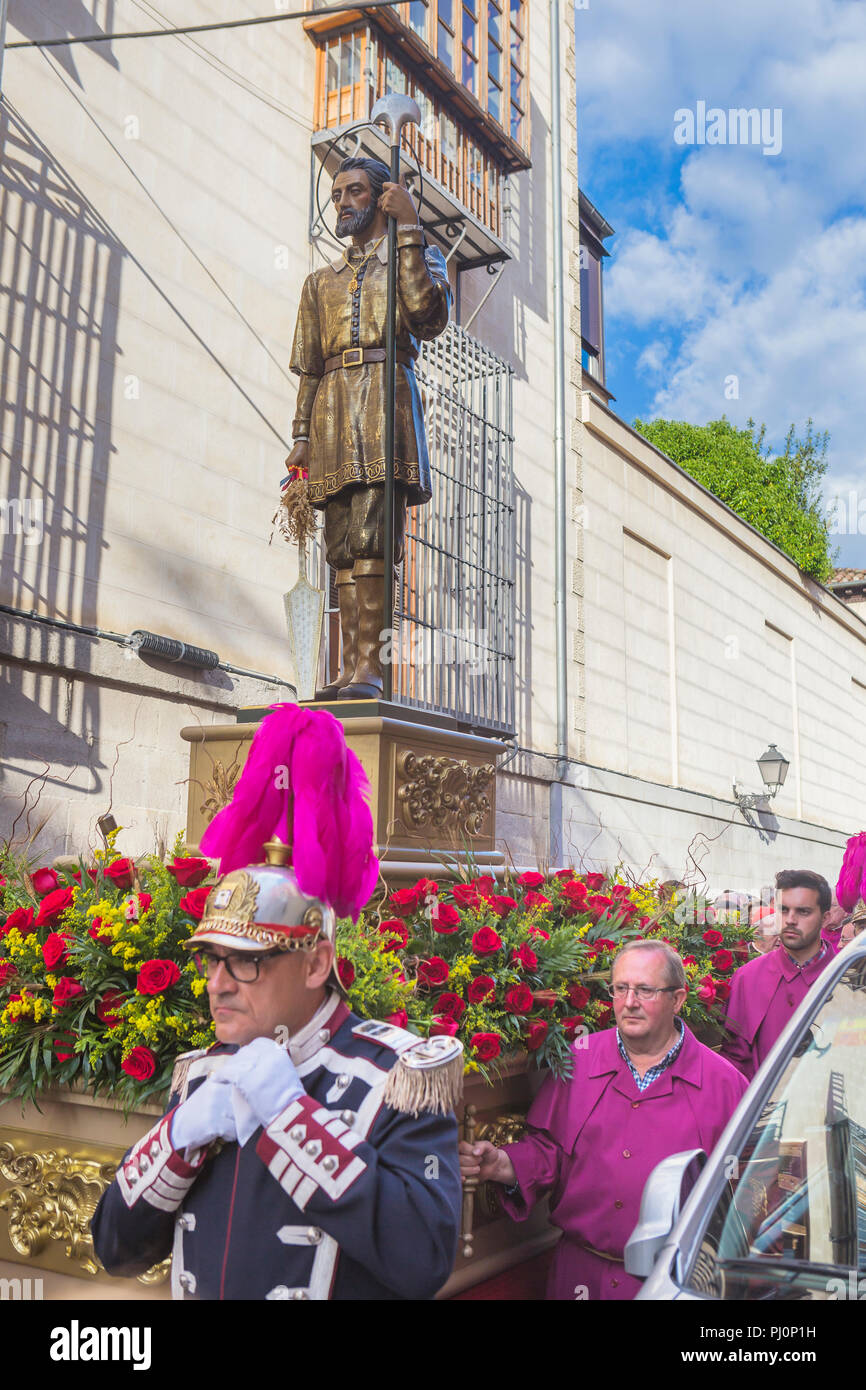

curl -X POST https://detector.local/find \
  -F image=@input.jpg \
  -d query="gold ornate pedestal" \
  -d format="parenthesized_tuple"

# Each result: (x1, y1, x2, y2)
(0, 1089, 171, 1299)
(181, 700, 508, 882)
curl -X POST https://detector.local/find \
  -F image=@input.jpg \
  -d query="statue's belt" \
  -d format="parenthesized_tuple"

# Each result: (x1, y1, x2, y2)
(324, 347, 416, 372)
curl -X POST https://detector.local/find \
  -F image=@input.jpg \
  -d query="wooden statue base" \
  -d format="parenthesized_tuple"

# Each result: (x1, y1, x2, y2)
(181, 699, 508, 883)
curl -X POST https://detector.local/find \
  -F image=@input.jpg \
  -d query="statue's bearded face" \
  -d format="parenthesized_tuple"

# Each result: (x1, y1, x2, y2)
(332, 171, 379, 240)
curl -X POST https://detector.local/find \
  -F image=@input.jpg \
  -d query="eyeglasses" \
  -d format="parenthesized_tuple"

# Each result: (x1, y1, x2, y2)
(192, 950, 273, 983)
(606, 983, 679, 1002)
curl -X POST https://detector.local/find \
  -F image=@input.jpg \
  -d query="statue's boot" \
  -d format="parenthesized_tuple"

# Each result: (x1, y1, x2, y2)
(341, 560, 387, 699)
(314, 569, 359, 700)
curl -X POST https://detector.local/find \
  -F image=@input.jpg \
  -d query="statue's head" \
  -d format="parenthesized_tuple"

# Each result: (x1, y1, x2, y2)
(332, 156, 390, 240)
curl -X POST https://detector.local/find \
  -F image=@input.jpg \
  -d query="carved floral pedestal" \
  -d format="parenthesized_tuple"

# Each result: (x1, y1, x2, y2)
(181, 699, 508, 882)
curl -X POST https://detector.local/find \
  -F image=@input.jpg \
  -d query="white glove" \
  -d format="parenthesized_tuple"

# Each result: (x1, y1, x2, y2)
(170, 1076, 237, 1152)
(218, 1037, 304, 1140)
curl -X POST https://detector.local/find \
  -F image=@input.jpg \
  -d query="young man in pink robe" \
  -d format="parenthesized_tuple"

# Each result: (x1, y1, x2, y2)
(459, 940, 747, 1301)
(720, 869, 837, 1080)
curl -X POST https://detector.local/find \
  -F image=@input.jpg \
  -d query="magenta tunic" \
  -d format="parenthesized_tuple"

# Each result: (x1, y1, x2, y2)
(499, 1025, 747, 1300)
(721, 942, 837, 1079)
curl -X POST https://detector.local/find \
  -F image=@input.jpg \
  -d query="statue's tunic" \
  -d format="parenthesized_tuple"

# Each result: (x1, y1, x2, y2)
(290, 229, 451, 508)
(90, 994, 461, 1301)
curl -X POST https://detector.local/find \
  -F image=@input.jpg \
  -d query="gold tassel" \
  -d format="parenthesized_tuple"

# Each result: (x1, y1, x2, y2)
(382, 1050, 465, 1117)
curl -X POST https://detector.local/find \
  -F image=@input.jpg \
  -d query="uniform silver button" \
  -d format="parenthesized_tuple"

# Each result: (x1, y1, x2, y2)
(291, 1289, 309, 1300)
(178, 1272, 195, 1292)
(304, 1139, 322, 1158)
(267, 1285, 290, 1300)
(337, 1074, 350, 1088)
(306, 1227, 322, 1244)
(150, 1140, 161, 1159)
(321, 1155, 338, 1173)
(318, 1029, 330, 1042)
(138, 1155, 150, 1173)
(125, 1167, 137, 1185)
(179, 1213, 196, 1231)
(289, 1126, 305, 1142)
(340, 1110, 355, 1126)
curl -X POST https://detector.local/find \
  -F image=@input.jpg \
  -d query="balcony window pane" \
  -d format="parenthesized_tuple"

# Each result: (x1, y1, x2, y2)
(463, 8, 477, 52)
(488, 41, 501, 84)
(510, 102, 522, 142)
(438, 25, 454, 66)
(488, 1, 501, 43)
(488, 80, 501, 123)
(509, 0, 523, 34)
(510, 62, 521, 104)
(462, 51, 477, 93)
(439, 0, 453, 25)
(408, 0, 428, 40)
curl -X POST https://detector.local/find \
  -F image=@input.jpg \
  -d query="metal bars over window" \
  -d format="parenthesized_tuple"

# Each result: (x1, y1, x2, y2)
(314, 323, 515, 735)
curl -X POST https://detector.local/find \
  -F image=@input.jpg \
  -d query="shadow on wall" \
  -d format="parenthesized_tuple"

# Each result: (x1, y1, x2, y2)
(457, 92, 549, 382)
(513, 479, 531, 746)
(0, 100, 125, 806)
(8, 0, 119, 87)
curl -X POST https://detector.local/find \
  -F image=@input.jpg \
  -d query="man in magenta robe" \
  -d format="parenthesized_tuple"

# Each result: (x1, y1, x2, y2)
(721, 869, 837, 1080)
(459, 941, 747, 1301)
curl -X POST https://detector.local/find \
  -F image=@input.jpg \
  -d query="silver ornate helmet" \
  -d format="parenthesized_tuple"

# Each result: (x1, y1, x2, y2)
(183, 839, 343, 988)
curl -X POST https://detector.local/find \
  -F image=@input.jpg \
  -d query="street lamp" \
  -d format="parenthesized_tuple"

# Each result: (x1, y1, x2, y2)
(733, 744, 790, 815)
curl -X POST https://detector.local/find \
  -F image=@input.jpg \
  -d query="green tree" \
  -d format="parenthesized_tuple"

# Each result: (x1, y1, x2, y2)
(633, 416, 835, 583)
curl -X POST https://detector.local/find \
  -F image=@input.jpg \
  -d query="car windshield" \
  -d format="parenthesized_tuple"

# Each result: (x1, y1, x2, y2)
(685, 955, 866, 1300)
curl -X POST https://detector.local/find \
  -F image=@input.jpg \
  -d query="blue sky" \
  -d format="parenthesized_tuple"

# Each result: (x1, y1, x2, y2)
(575, 0, 866, 569)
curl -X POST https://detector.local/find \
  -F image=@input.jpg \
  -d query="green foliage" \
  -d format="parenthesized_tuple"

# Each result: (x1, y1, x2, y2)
(633, 415, 835, 582)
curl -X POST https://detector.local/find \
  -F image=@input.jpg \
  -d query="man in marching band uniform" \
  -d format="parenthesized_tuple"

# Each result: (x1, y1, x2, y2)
(91, 705, 463, 1300)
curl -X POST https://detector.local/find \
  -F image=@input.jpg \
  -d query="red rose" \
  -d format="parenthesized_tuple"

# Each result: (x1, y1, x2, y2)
(523, 891, 551, 910)
(378, 920, 409, 953)
(511, 943, 538, 970)
(711, 949, 734, 972)
(526, 1019, 548, 1051)
(167, 856, 211, 888)
(52, 976, 84, 1008)
(385, 1009, 408, 1028)
(562, 1015, 585, 1040)
(122, 1046, 157, 1081)
(179, 887, 212, 921)
(567, 983, 590, 1009)
(504, 982, 534, 1014)
(42, 931, 74, 970)
(430, 1015, 460, 1037)
(0, 960, 15, 987)
(471, 876, 495, 893)
(35, 887, 75, 928)
(528, 926, 550, 939)
(451, 884, 480, 909)
(553, 868, 575, 881)
(412, 877, 439, 899)
(484, 894, 517, 918)
(104, 858, 136, 890)
(53, 1031, 76, 1062)
(714, 979, 732, 1001)
(2, 906, 35, 936)
(562, 880, 588, 900)
(583, 873, 606, 890)
(611, 884, 632, 899)
(470, 1032, 501, 1061)
(467, 974, 496, 1004)
(597, 1002, 613, 1024)
(434, 991, 466, 1021)
(337, 957, 355, 989)
(587, 894, 613, 914)
(696, 975, 716, 1004)
(682, 954, 697, 966)
(594, 938, 616, 951)
(702, 929, 724, 947)
(388, 887, 420, 918)
(31, 867, 60, 896)
(517, 871, 545, 888)
(432, 903, 461, 934)
(88, 918, 113, 945)
(417, 956, 449, 988)
(136, 959, 181, 995)
(471, 926, 503, 956)
(96, 989, 124, 1028)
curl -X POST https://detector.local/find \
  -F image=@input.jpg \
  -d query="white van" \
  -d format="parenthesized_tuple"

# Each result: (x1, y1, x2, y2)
(625, 933, 866, 1300)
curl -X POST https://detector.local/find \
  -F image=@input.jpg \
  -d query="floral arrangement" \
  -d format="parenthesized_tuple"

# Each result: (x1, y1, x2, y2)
(335, 870, 752, 1080)
(0, 835, 752, 1104)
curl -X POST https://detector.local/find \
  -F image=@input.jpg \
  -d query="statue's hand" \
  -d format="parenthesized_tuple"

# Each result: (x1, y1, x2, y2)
(379, 181, 420, 227)
(285, 439, 309, 475)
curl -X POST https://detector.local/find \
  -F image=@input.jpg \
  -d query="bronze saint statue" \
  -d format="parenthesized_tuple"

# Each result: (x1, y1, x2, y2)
(285, 156, 451, 699)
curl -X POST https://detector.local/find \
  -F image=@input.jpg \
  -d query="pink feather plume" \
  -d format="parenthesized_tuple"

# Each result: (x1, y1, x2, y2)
(200, 703, 379, 920)
(836, 831, 866, 911)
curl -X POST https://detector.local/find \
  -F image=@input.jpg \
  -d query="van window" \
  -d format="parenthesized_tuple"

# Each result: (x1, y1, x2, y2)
(685, 957, 866, 1300)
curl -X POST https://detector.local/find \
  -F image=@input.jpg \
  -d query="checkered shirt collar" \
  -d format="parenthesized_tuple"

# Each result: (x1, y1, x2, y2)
(616, 1016, 685, 1094)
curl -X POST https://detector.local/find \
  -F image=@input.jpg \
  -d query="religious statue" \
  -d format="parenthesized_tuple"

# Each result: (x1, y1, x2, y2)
(284, 155, 451, 700)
